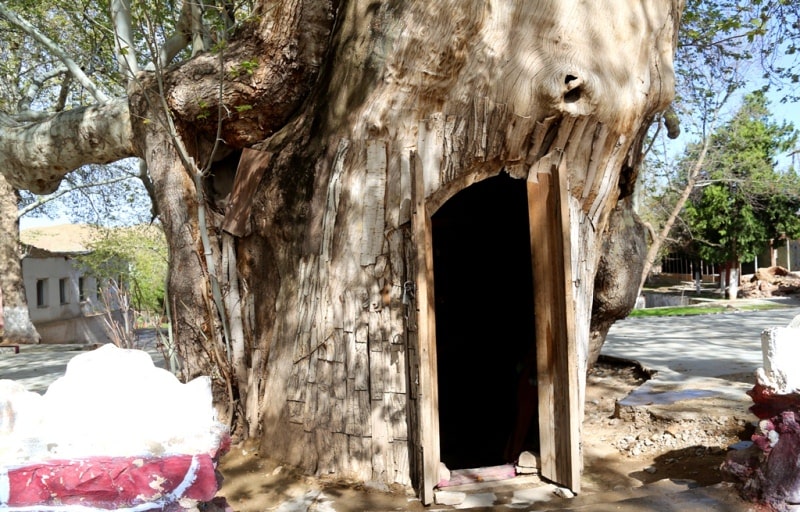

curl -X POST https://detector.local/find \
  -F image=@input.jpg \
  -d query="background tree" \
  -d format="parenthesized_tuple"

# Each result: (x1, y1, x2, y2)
(75, 224, 168, 320)
(634, 0, 771, 296)
(684, 91, 800, 298)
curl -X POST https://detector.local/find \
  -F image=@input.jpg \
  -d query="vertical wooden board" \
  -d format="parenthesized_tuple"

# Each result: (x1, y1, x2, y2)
(287, 360, 309, 402)
(343, 290, 356, 333)
(527, 164, 581, 492)
(398, 149, 412, 226)
(316, 360, 333, 428)
(333, 328, 347, 363)
(348, 435, 373, 482)
(332, 433, 348, 475)
(353, 342, 369, 391)
(345, 385, 372, 437)
(528, 173, 556, 484)
(332, 361, 347, 399)
(358, 390, 372, 437)
(371, 396, 390, 481)
(368, 307, 383, 345)
(355, 321, 369, 343)
(386, 141, 402, 229)
(344, 379, 361, 436)
(345, 331, 357, 378)
(331, 397, 345, 433)
(306, 352, 318, 383)
(294, 331, 311, 362)
(318, 331, 337, 362)
(361, 140, 387, 266)
(316, 429, 335, 475)
(368, 343, 386, 400)
(392, 441, 411, 486)
(410, 150, 440, 505)
(303, 381, 317, 432)
(288, 400, 305, 425)
(387, 344, 407, 393)
(387, 392, 408, 440)
(321, 139, 349, 263)
(556, 160, 582, 491)
(417, 115, 444, 197)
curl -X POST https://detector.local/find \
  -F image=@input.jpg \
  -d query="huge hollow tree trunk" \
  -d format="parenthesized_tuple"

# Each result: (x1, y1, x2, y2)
(242, 0, 681, 487)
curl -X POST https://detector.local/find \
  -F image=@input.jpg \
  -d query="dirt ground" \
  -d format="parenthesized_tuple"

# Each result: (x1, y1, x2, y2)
(215, 359, 753, 511)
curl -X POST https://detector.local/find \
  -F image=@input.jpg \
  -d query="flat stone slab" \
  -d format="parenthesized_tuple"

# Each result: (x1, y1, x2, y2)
(616, 375, 754, 423)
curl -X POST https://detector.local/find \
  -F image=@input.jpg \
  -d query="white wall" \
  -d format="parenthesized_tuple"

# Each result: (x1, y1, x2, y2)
(21, 255, 105, 343)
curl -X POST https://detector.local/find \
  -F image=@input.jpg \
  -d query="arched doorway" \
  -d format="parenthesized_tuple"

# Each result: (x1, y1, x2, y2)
(431, 172, 539, 470)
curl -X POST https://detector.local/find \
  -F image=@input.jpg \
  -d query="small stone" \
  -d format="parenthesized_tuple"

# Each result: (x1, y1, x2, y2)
(518, 450, 539, 468)
(438, 462, 451, 483)
(644, 466, 657, 474)
(553, 487, 575, 499)
(728, 440, 753, 451)
(434, 491, 466, 506)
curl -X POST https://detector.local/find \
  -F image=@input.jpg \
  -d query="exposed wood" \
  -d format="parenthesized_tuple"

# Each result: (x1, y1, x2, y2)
(528, 160, 581, 492)
(362, 140, 387, 265)
(223, 148, 273, 236)
(410, 150, 439, 505)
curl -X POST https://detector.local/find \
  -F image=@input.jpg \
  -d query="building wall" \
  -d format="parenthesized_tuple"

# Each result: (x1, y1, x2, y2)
(22, 255, 106, 343)
(766, 240, 800, 272)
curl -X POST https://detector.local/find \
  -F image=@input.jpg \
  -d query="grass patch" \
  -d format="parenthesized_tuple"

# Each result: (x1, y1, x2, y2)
(628, 303, 787, 317)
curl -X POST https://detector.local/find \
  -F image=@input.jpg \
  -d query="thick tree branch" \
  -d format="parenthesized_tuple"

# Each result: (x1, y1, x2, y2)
(0, 100, 136, 194)
(152, 0, 339, 147)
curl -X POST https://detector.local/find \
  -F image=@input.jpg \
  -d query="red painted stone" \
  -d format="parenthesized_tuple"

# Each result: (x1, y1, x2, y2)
(5, 454, 219, 508)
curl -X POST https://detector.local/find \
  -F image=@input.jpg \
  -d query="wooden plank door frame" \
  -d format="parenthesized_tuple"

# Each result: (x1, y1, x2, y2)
(528, 163, 581, 492)
(411, 159, 581, 501)
(410, 151, 440, 505)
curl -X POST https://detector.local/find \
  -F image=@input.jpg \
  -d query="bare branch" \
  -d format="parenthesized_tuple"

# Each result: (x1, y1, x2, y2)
(0, 3, 111, 103)
(110, 0, 140, 80)
(16, 173, 137, 218)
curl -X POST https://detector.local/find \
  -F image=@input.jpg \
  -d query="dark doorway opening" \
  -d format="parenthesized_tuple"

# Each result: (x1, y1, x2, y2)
(432, 172, 539, 471)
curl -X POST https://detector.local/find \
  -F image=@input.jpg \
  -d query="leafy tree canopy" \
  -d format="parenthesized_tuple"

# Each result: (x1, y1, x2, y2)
(685, 91, 800, 265)
(75, 224, 168, 315)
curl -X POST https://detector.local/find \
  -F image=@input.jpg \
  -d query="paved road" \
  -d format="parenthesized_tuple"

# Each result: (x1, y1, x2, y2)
(603, 299, 800, 381)
(0, 330, 165, 394)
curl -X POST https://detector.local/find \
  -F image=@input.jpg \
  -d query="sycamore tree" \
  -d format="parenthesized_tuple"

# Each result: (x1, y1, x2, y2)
(684, 90, 800, 298)
(0, 0, 684, 495)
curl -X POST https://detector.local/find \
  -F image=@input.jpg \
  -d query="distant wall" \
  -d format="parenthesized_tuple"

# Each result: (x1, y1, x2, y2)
(34, 312, 126, 344)
(22, 255, 104, 343)
(641, 292, 691, 308)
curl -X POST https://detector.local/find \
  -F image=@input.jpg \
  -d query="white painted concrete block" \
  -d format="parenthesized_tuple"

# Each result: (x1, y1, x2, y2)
(759, 320, 800, 394)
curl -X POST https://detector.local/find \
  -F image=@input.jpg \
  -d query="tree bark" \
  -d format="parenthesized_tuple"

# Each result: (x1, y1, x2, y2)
(589, 198, 648, 368)
(0, 101, 134, 194)
(0, 174, 40, 344)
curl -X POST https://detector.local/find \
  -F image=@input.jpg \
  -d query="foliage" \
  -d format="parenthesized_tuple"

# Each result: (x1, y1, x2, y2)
(628, 302, 785, 317)
(75, 224, 168, 317)
(684, 91, 800, 265)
